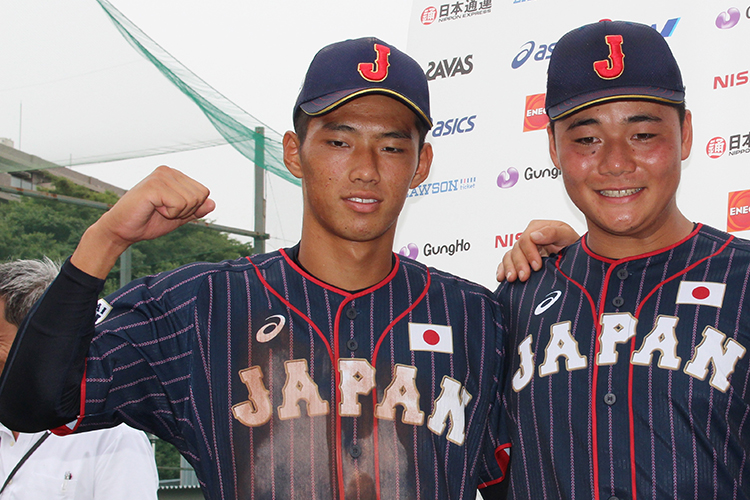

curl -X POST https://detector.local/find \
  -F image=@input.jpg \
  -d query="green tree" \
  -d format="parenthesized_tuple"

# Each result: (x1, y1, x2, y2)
(0, 173, 255, 482)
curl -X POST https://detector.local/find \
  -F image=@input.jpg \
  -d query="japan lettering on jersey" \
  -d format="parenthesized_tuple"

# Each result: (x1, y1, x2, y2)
(497, 225, 750, 500)
(75, 250, 505, 500)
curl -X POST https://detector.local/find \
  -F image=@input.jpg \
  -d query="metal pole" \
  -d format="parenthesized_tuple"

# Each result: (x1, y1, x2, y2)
(253, 127, 266, 254)
(120, 247, 132, 286)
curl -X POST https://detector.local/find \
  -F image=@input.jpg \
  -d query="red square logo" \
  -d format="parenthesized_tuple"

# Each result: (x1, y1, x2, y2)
(728, 189, 750, 232)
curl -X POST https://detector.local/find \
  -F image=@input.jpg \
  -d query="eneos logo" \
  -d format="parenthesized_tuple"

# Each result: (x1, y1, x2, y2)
(523, 93, 548, 132)
(728, 189, 750, 232)
(707, 137, 727, 159)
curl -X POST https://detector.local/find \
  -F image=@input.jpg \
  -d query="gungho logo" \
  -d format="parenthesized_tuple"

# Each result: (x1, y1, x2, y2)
(497, 168, 519, 189)
(524, 166, 560, 181)
(523, 93, 548, 132)
(423, 239, 471, 257)
(420, 1, 492, 25)
(398, 243, 419, 259)
(716, 7, 748, 29)
(728, 189, 750, 232)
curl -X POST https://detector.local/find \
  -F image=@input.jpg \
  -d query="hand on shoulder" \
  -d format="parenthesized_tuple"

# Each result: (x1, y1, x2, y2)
(496, 220, 579, 283)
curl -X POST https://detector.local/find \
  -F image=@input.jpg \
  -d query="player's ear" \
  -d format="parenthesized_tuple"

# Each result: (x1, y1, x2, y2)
(547, 123, 561, 170)
(283, 131, 303, 179)
(680, 109, 693, 161)
(410, 142, 433, 189)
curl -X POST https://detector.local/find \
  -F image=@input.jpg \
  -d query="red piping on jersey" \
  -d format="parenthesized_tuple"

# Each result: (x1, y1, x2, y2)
(249, 251, 406, 500)
(277, 248, 402, 298)
(51, 364, 87, 437)
(248, 257, 335, 362)
(579, 224, 702, 263)
(573, 224, 733, 500)
(369, 264, 431, 499)
(554, 254, 601, 499)
(478, 442, 511, 488)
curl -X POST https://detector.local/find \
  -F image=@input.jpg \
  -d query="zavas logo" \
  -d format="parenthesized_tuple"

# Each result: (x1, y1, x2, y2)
(534, 291, 562, 315)
(358, 44, 390, 82)
(426, 55, 473, 80)
(594, 35, 625, 80)
(398, 243, 419, 260)
(497, 168, 519, 189)
(728, 189, 750, 233)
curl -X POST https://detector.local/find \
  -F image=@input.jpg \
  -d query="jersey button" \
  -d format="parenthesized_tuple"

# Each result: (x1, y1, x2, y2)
(346, 339, 358, 352)
(604, 392, 617, 406)
(608, 496, 619, 500)
(617, 268, 629, 280)
(350, 444, 362, 458)
(612, 296, 624, 307)
(346, 306, 358, 320)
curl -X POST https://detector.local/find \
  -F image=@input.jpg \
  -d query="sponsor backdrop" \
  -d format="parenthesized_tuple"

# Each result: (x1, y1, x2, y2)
(394, 0, 750, 290)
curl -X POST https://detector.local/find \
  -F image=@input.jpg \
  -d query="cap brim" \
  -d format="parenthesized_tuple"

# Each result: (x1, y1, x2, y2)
(299, 88, 433, 128)
(547, 86, 685, 120)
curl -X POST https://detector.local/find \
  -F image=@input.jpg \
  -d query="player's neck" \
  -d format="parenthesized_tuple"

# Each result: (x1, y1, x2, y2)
(585, 213, 694, 259)
(298, 232, 395, 292)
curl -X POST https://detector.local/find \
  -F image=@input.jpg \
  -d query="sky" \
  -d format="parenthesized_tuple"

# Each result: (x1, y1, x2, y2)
(1, 0, 414, 250)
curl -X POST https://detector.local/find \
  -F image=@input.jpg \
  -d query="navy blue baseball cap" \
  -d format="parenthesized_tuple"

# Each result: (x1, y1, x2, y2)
(294, 37, 432, 128)
(546, 20, 685, 121)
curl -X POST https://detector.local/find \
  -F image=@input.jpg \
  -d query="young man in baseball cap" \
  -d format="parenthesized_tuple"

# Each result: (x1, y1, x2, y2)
(491, 20, 750, 500)
(0, 37, 508, 499)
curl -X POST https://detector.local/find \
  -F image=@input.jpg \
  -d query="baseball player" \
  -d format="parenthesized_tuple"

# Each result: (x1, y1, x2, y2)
(490, 20, 750, 500)
(0, 38, 508, 499)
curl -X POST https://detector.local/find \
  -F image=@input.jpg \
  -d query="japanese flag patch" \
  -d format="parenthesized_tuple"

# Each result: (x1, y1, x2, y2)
(409, 323, 453, 354)
(676, 281, 726, 308)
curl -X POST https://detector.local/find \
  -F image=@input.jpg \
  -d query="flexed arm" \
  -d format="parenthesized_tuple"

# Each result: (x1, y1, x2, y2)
(0, 167, 214, 432)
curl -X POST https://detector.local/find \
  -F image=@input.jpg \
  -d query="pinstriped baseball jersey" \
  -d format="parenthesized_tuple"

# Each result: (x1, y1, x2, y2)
(69, 248, 505, 500)
(496, 224, 750, 500)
